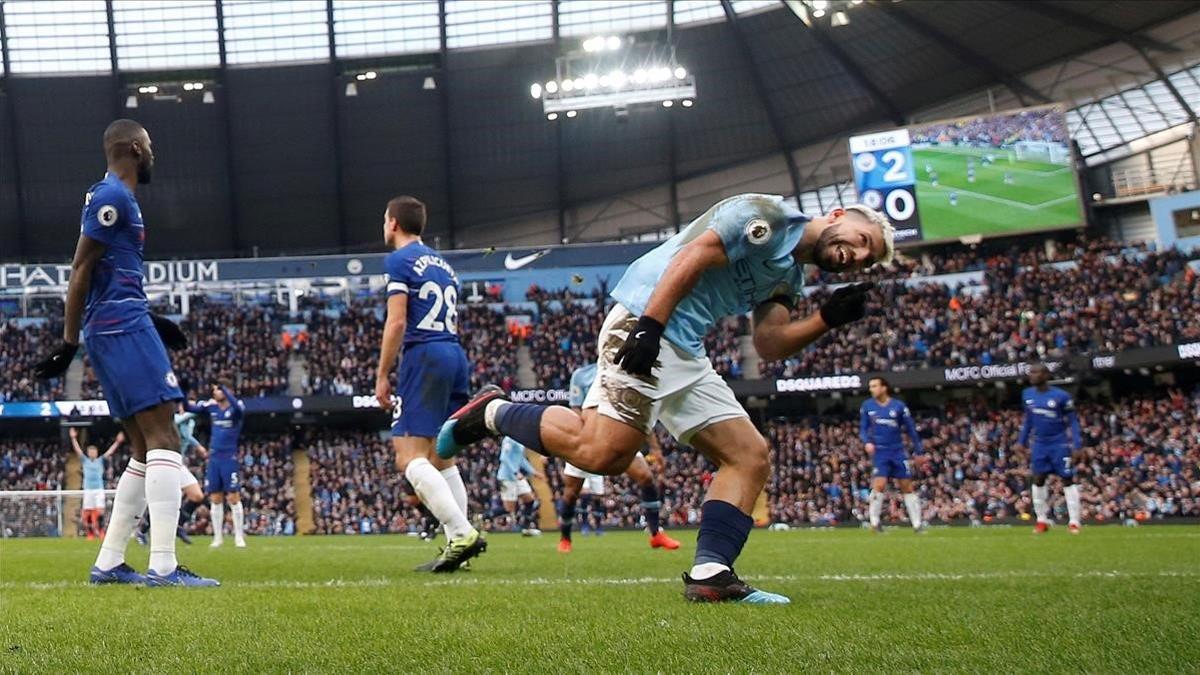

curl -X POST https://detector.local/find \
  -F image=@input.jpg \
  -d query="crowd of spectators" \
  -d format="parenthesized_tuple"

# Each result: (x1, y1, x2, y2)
(762, 245, 1198, 377)
(527, 302, 604, 390)
(7, 237, 1188, 401)
(0, 319, 66, 402)
(910, 109, 1069, 146)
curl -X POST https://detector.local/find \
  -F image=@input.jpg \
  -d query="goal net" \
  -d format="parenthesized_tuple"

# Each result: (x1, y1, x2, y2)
(1013, 140, 1071, 165)
(0, 489, 115, 538)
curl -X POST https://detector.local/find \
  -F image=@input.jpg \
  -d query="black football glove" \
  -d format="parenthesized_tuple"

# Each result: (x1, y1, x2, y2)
(613, 315, 664, 377)
(818, 282, 875, 329)
(150, 313, 188, 350)
(33, 341, 79, 380)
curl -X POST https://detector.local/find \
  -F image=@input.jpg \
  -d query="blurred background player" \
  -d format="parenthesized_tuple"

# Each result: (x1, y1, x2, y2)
(373, 196, 485, 573)
(69, 428, 124, 540)
(188, 378, 246, 548)
(34, 119, 216, 587)
(1018, 364, 1084, 534)
(135, 403, 208, 545)
(860, 376, 927, 533)
(497, 437, 541, 535)
(558, 362, 679, 553)
(440, 195, 891, 604)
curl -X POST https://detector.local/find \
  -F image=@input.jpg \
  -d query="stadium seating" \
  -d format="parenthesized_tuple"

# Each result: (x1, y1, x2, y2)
(9, 237, 1191, 402)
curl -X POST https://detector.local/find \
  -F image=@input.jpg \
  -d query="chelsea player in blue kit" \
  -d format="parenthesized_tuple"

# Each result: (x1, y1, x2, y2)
(440, 194, 894, 603)
(860, 377, 927, 533)
(34, 119, 217, 587)
(373, 196, 485, 573)
(188, 379, 247, 548)
(1018, 364, 1084, 534)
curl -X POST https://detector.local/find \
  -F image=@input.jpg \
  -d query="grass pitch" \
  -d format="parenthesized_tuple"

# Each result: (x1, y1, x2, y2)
(912, 146, 1084, 240)
(2, 526, 1198, 673)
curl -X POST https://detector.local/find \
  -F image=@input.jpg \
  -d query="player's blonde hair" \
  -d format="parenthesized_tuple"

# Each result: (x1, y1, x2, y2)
(842, 203, 895, 266)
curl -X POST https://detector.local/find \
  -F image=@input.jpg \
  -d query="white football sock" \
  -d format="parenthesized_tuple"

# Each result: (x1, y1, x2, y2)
(484, 400, 510, 433)
(868, 490, 884, 527)
(689, 562, 729, 580)
(1064, 484, 1082, 526)
(145, 450, 183, 575)
(1032, 484, 1050, 523)
(406, 458, 474, 540)
(211, 503, 225, 540)
(231, 502, 245, 540)
(440, 465, 469, 539)
(94, 459, 147, 571)
(903, 492, 922, 529)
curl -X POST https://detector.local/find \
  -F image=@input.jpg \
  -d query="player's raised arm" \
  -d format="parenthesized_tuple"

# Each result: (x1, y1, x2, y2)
(750, 283, 873, 362)
(375, 292, 407, 411)
(69, 428, 85, 457)
(103, 431, 125, 458)
(615, 230, 729, 376)
(219, 383, 244, 420)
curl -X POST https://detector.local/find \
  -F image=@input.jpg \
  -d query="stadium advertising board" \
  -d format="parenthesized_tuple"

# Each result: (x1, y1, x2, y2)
(850, 104, 1085, 245)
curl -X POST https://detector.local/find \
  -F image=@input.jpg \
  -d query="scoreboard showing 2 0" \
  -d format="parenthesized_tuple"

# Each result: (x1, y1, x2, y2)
(849, 129, 922, 244)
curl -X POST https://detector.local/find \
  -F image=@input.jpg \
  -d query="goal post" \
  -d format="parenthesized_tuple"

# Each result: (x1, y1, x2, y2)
(0, 489, 115, 538)
(1013, 140, 1071, 165)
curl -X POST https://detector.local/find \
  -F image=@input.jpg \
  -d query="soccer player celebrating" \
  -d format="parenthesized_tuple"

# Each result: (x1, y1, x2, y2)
(69, 428, 124, 540)
(35, 119, 217, 587)
(558, 362, 680, 553)
(497, 437, 541, 535)
(189, 379, 246, 548)
(440, 194, 892, 603)
(860, 377, 927, 533)
(374, 196, 485, 573)
(1018, 363, 1084, 534)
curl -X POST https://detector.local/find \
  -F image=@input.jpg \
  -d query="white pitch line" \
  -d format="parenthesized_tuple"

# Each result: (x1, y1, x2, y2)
(3, 570, 1195, 591)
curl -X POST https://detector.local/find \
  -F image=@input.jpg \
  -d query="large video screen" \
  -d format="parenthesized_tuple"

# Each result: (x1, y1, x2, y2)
(849, 105, 1084, 245)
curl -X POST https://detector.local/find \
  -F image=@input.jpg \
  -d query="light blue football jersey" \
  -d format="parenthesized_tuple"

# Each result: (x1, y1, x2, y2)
(610, 194, 808, 357)
(568, 363, 597, 408)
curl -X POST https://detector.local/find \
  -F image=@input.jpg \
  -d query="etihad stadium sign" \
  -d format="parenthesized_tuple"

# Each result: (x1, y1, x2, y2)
(0, 261, 219, 288)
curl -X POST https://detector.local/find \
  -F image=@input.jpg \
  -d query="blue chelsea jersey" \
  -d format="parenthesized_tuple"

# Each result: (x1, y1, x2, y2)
(859, 397, 923, 454)
(1019, 386, 1081, 451)
(79, 173, 153, 338)
(188, 389, 244, 460)
(611, 194, 808, 357)
(385, 242, 461, 347)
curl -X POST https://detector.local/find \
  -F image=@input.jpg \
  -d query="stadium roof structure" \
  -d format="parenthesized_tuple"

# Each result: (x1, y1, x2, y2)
(0, 0, 1197, 261)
